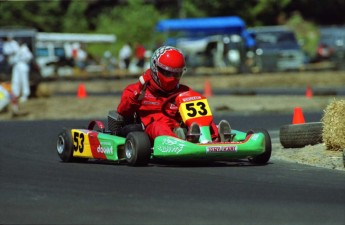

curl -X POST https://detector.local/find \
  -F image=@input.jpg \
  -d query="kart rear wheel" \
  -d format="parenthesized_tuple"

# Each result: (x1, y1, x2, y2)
(57, 128, 74, 162)
(248, 129, 272, 165)
(125, 132, 151, 166)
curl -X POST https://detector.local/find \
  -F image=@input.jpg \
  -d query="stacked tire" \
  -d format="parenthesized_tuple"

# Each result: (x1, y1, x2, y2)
(279, 122, 323, 148)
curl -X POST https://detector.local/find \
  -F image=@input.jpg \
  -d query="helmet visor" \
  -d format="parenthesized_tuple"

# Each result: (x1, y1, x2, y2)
(157, 66, 185, 79)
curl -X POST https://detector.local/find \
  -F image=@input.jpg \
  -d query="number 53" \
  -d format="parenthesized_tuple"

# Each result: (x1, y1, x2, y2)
(185, 102, 208, 117)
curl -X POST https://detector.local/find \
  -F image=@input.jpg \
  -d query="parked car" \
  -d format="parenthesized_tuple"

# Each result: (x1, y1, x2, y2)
(249, 26, 305, 72)
(157, 16, 256, 74)
(35, 41, 74, 77)
(175, 34, 247, 71)
(317, 26, 345, 70)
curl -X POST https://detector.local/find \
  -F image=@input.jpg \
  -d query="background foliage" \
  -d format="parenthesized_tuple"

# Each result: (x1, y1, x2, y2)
(1, 0, 344, 58)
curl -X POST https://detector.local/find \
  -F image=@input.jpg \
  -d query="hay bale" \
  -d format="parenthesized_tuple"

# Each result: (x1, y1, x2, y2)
(35, 83, 52, 98)
(321, 99, 345, 151)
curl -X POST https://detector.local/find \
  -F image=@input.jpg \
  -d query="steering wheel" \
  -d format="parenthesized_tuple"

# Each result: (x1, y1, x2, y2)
(161, 92, 181, 119)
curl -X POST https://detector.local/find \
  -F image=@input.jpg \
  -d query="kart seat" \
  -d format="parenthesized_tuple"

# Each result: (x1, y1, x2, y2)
(108, 110, 144, 137)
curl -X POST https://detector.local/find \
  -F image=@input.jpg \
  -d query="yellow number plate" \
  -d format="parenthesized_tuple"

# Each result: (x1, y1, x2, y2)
(72, 129, 92, 157)
(179, 99, 212, 122)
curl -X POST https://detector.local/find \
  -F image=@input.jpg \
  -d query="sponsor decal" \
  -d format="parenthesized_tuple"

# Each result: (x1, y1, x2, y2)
(157, 139, 184, 154)
(182, 96, 202, 102)
(97, 142, 113, 155)
(143, 101, 160, 105)
(206, 146, 237, 153)
(169, 103, 178, 110)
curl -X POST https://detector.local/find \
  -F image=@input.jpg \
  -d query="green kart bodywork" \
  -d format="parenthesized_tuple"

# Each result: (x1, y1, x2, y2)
(57, 126, 270, 165)
(153, 129, 266, 161)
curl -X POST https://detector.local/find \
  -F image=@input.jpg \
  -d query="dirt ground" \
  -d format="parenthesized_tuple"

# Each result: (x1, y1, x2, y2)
(1, 71, 344, 171)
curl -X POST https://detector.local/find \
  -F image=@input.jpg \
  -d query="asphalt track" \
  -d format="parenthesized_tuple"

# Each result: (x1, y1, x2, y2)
(1, 113, 344, 225)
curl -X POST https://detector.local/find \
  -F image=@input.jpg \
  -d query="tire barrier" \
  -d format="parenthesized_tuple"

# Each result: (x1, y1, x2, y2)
(279, 122, 323, 148)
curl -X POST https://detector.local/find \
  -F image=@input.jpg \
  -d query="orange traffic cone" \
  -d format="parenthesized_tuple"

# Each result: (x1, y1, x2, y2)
(204, 79, 213, 97)
(292, 107, 305, 124)
(305, 86, 313, 99)
(77, 83, 87, 99)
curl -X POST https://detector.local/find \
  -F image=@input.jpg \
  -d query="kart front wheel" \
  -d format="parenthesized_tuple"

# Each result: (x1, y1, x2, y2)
(248, 129, 272, 165)
(125, 132, 151, 166)
(57, 128, 74, 162)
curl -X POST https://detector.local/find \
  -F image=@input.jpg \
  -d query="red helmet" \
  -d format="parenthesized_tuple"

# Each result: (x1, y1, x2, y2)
(150, 46, 186, 92)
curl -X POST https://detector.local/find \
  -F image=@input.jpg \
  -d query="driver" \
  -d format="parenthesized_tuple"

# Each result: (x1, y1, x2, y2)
(117, 46, 231, 143)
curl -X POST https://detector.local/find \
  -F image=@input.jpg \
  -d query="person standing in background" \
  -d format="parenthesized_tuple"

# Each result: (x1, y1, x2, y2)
(135, 43, 146, 69)
(75, 44, 88, 70)
(2, 36, 19, 78)
(119, 42, 132, 70)
(10, 40, 33, 116)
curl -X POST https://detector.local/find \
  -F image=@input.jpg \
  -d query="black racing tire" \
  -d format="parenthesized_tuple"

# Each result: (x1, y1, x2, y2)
(125, 132, 151, 166)
(57, 128, 74, 162)
(279, 122, 323, 148)
(248, 129, 272, 165)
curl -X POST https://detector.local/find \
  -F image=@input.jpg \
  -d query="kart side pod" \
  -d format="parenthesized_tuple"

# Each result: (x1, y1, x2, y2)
(152, 130, 269, 162)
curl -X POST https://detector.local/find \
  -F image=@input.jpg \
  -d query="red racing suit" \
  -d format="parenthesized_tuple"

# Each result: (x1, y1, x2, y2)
(117, 69, 219, 141)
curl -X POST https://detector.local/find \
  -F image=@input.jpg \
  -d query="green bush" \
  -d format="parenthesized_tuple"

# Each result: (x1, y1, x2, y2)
(286, 12, 319, 58)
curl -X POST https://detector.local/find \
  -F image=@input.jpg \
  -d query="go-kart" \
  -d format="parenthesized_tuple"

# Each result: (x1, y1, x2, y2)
(57, 90, 271, 166)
